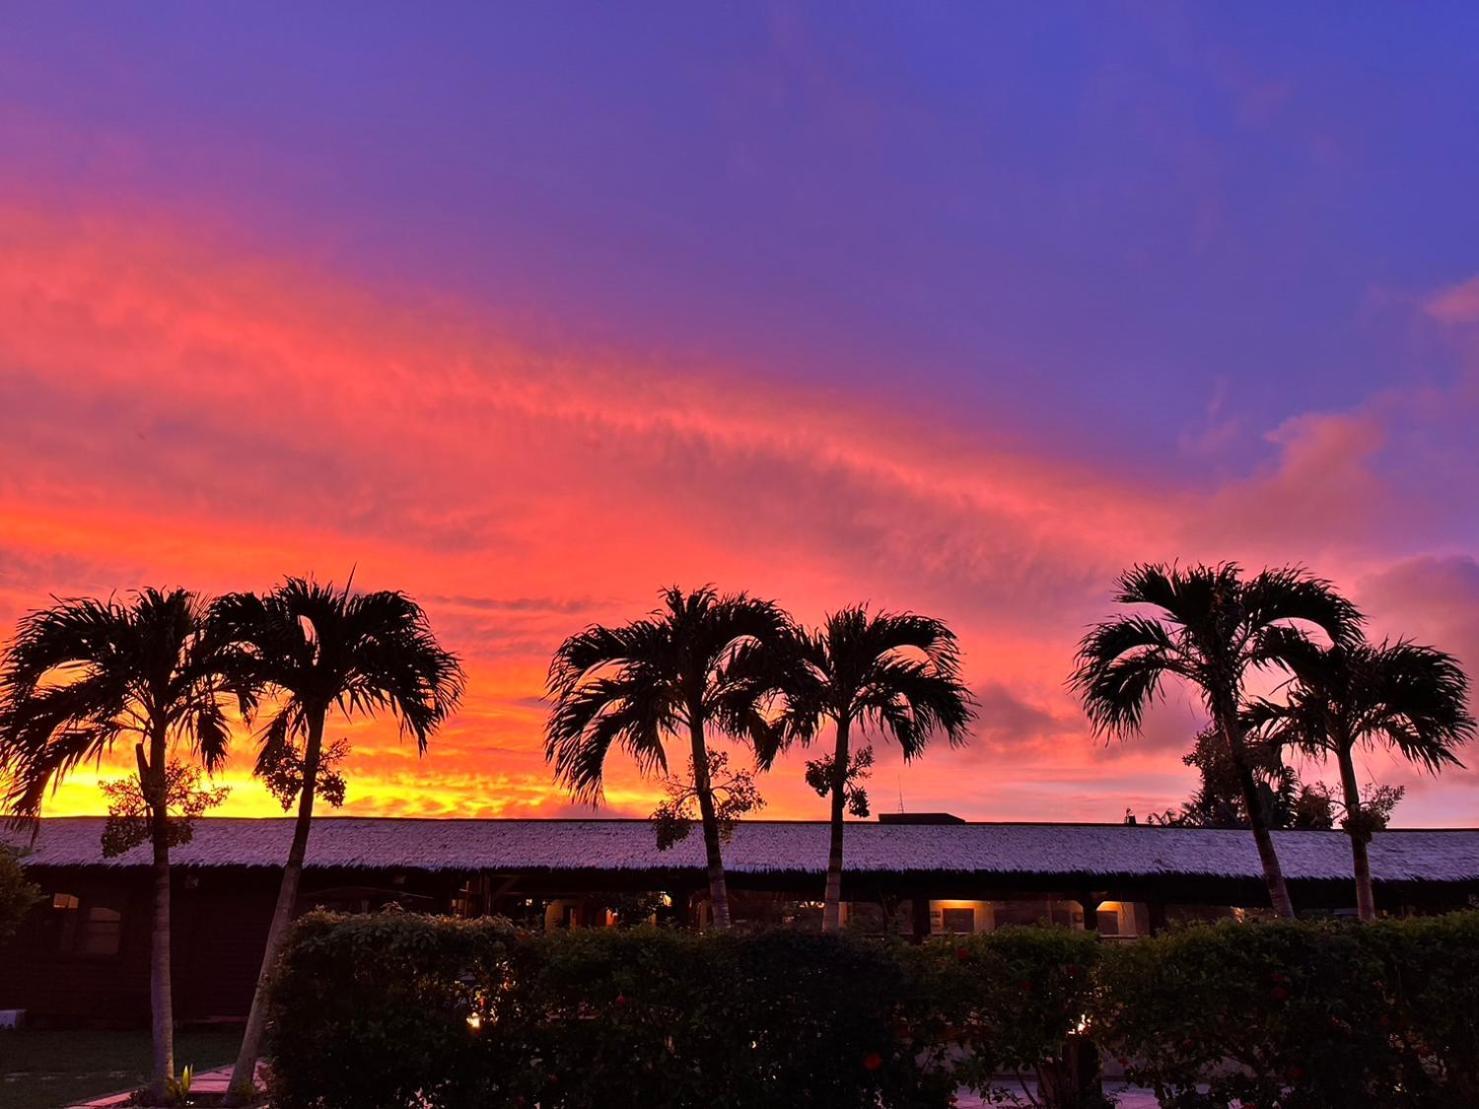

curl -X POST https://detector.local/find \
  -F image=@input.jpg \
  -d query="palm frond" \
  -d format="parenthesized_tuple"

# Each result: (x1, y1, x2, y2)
(544, 586, 797, 800)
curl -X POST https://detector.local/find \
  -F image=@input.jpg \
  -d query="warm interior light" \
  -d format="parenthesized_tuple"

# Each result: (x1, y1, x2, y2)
(466, 1012, 482, 1031)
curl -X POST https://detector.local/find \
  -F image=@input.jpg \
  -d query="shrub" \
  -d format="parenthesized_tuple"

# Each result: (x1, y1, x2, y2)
(908, 927, 1105, 1105)
(1364, 911, 1479, 1106)
(266, 913, 954, 1109)
(266, 912, 526, 1109)
(1094, 915, 1479, 1108)
(268, 909, 1479, 1109)
(0, 845, 41, 944)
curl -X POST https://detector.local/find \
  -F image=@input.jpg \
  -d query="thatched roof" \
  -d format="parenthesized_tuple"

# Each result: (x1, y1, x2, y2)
(9, 817, 1479, 885)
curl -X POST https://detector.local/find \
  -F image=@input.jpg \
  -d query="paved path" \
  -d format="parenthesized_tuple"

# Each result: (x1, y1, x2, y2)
(72, 1064, 250, 1107)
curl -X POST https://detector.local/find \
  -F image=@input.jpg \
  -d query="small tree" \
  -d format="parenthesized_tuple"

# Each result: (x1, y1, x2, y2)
(770, 607, 973, 932)
(1247, 638, 1474, 920)
(546, 586, 793, 930)
(1146, 726, 1333, 830)
(214, 578, 464, 1104)
(1072, 564, 1362, 918)
(100, 761, 229, 858)
(0, 845, 40, 945)
(651, 749, 764, 851)
(0, 589, 240, 1101)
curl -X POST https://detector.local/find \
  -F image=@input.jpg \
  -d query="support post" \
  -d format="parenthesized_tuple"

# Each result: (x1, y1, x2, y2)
(911, 896, 931, 943)
(1078, 893, 1102, 933)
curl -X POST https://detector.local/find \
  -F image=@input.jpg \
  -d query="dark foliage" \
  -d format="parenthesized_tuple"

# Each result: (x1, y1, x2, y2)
(266, 913, 956, 1109)
(1146, 727, 1333, 830)
(905, 927, 1107, 1106)
(0, 844, 40, 944)
(1094, 914, 1479, 1108)
(268, 911, 1479, 1109)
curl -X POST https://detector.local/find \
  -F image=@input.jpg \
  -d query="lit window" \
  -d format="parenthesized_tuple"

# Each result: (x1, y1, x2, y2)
(941, 907, 975, 934)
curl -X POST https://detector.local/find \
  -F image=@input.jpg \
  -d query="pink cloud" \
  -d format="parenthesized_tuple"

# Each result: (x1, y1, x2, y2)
(0, 203, 1474, 825)
(1426, 275, 1479, 326)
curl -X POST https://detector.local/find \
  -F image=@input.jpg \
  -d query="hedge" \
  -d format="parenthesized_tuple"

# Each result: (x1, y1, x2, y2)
(265, 910, 1479, 1109)
(1093, 912, 1479, 1108)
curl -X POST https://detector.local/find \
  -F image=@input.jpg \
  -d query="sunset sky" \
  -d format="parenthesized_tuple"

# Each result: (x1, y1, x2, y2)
(2, 5, 1478, 825)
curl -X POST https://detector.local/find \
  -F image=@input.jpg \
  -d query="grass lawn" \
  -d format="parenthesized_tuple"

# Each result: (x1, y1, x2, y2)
(0, 1029, 239, 1109)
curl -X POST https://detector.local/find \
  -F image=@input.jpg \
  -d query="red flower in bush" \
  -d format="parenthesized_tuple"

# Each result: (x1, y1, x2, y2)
(1285, 1063, 1307, 1083)
(955, 946, 970, 962)
(615, 994, 628, 1008)
(1268, 985, 1290, 1003)
(862, 1052, 884, 1072)
(1064, 963, 1082, 979)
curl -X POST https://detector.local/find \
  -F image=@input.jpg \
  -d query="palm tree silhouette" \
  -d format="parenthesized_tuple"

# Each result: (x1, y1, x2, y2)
(213, 578, 463, 1104)
(0, 589, 239, 1102)
(768, 607, 972, 931)
(1247, 638, 1474, 920)
(1071, 563, 1362, 918)
(545, 586, 792, 929)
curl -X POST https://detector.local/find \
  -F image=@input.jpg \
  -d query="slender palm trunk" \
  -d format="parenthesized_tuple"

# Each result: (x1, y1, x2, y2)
(1336, 744, 1376, 922)
(689, 715, 731, 930)
(1220, 714, 1296, 919)
(140, 737, 175, 1104)
(226, 707, 325, 1104)
(821, 716, 850, 933)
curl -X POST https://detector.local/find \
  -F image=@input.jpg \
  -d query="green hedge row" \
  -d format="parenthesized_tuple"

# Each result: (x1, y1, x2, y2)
(265, 911, 1479, 1109)
(1096, 913, 1479, 1108)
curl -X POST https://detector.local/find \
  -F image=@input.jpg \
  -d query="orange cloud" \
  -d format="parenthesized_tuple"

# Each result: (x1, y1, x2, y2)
(0, 203, 1473, 825)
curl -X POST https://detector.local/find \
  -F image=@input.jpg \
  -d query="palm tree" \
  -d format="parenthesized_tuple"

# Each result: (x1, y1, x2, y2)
(1247, 638, 1474, 921)
(1071, 563, 1363, 919)
(768, 607, 973, 932)
(545, 586, 792, 930)
(0, 589, 238, 1102)
(215, 578, 463, 1105)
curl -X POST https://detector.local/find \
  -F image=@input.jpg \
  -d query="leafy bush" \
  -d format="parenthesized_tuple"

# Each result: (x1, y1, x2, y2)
(909, 927, 1105, 1105)
(266, 913, 954, 1109)
(0, 845, 41, 944)
(266, 912, 525, 1108)
(1095, 915, 1479, 1108)
(267, 909, 1479, 1109)
(1364, 912, 1479, 1105)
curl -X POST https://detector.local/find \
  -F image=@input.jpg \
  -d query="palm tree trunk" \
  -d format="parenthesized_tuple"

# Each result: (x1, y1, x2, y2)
(1336, 744, 1376, 922)
(226, 708, 325, 1104)
(821, 717, 850, 933)
(688, 715, 731, 930)
(139, 739, 175, 1104)
(1220, 715, 1296, 919)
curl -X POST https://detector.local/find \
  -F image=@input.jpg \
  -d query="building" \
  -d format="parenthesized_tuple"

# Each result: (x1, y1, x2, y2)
(4, 815, 1478, 1026)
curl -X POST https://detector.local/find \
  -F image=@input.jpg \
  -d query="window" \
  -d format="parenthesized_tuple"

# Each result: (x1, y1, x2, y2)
(941, 907, 975, 934)
(51, 892, 80, 954)
(992, 900, 1052, 928)
(1095, 908, 1121, 936)
(77, 906, 123, 956)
